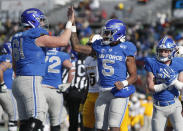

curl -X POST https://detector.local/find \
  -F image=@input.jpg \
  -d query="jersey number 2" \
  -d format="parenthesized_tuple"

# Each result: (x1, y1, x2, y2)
(45, 56, 61, 73)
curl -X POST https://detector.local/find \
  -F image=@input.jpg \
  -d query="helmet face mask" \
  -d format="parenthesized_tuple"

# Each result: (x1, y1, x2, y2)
(101, 19, 126, 45)
(157, 49, 172, 62)
(39, 17, 49, 29)
(156, 37, 176, 62)
(21, 8, 49, 29)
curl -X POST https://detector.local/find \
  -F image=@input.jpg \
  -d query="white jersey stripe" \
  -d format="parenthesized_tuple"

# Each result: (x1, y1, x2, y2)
(33, 76, 37, 118)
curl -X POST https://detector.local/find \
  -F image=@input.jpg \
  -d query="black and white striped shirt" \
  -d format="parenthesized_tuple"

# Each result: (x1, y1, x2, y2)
(70, 59, 88, 91)
(62, 59, 88, 91)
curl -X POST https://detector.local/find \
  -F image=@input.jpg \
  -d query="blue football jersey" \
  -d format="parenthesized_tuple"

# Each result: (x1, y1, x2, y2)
(0, 54, 13, 89)
(144, 57, 183, 101)
(42, 50, 70, 89)
(11, 27, 48, 76)
(92, 40, 137, 88)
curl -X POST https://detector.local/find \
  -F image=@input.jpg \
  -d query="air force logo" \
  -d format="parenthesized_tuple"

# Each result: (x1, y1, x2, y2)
(109, 48, 112, 52)
(101, 49, 105, 53)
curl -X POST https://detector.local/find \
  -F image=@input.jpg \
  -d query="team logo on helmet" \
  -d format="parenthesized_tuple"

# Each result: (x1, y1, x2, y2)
(21, 8, 48, 28)
(102, 19, 126, 45)
(156, 36, 176, 62)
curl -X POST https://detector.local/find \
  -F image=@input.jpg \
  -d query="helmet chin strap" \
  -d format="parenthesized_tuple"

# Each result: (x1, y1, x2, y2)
(103, 40, 111, 45)
(102, 36, 126, 45)
(157, 56, 170, 63)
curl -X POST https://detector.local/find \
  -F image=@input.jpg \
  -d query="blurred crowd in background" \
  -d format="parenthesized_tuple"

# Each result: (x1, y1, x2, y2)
(0, 0, 183, 130)
(0, 0, 182, 94)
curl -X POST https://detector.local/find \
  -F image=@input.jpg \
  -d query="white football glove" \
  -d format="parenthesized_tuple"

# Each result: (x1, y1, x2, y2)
(58, 83, 71, 92)
(154, 83, 168, 92)
(0, 82, 7, 93)
(169, 79, 183, 91)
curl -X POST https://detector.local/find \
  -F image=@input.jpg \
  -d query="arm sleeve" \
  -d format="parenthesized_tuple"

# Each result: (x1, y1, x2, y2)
(92, 40, 102, 52)
(26, 27, 49, 38)
(60, 52, 70, 64)
(177, 58, 183, 73)
(123, 42, 137, 57)
(144, 58, 152, 72)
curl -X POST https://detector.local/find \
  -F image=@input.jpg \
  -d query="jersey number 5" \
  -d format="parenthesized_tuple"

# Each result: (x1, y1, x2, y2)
(89, 72, 96, 86)
(102, 59, 114, 76)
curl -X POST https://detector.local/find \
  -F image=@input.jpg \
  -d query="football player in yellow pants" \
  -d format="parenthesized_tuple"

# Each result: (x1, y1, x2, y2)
(83, 93, 99, 130)
(82, 34, 100, 131)
(120, 105, 129, 131)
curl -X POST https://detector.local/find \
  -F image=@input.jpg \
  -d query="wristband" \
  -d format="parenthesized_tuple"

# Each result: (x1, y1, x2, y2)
(154, 83, 167, 92)
(71, 26, 76, 32)
(121, 80, 128, 87)
(71, 72, 75, 75)
(66, 21, 72, 29)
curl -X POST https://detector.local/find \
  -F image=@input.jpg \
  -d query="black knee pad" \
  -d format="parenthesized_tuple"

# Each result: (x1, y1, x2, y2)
(28, 117, 44, 131)
(51, 125, 60, 131)
(19, 120, 29, 131)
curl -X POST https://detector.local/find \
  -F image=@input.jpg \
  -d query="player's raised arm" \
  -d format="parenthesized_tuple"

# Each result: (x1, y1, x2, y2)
(36, 6, 75, 47)
(70, 32, 93, 55)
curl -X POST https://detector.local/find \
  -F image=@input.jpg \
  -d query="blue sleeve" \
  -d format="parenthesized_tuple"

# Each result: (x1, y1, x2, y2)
(123, 42, 137, 57)
(24, 27, 48, 38)
(60, 52, 70, 63)
(144, 57, 152, 72)
(92, 40, 102, 52)
(176, 58, 183, 72)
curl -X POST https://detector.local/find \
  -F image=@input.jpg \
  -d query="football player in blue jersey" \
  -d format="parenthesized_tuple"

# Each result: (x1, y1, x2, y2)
(42, 47, 74, 131)
(70, 19, 137, 131)
(144, 36, 183, 131)
(0, 42, 18, 131)
(11, 6, 75, 131)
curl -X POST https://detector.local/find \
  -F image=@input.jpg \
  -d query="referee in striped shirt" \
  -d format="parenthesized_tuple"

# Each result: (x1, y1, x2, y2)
(66, 53, 88, 131)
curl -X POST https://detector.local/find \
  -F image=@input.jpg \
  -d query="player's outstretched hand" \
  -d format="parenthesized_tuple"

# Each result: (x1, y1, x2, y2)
(58, 83, 71, 92)
(114, 81, 124, 90)
(67, 6, 75, 24)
